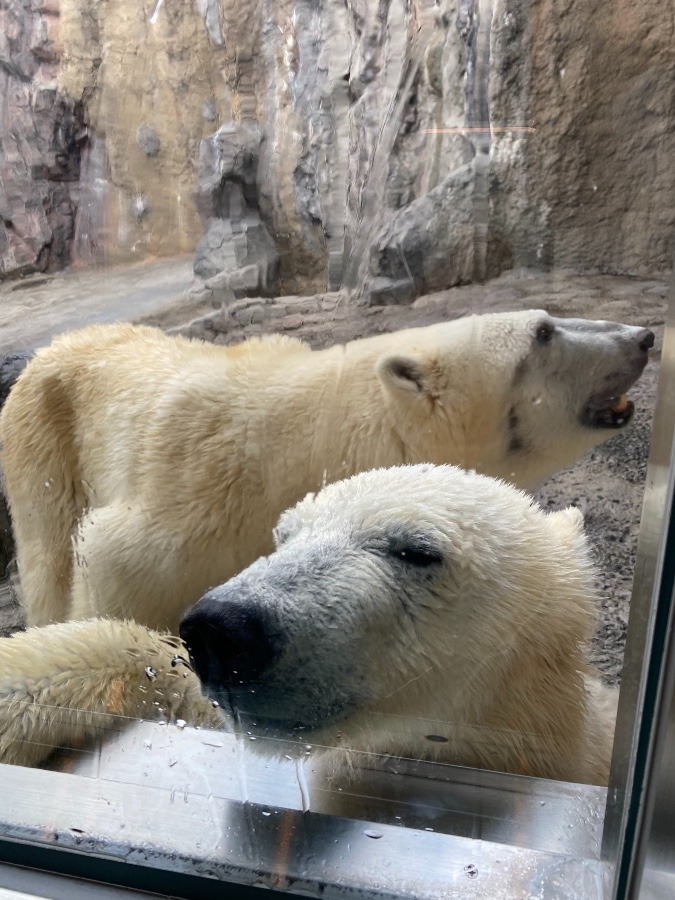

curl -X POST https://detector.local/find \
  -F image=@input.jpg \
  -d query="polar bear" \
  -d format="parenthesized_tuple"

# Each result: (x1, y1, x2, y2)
(0, 311, 652, 631)
(0, 465, 615, 783)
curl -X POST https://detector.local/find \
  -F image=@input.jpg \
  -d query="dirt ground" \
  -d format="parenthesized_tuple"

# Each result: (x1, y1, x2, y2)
(0, 264, 669, 687)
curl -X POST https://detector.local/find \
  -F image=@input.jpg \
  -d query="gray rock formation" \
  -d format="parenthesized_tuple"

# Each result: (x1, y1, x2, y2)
(0, 0, 86, 277)
(192, 124, 279, 302)
(0, 0, 672, 294)
(136, 125, 160, 158)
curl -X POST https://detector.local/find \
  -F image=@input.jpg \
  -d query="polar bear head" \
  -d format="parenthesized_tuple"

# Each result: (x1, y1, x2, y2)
(372, 310, 653, 487)
(181, 465, 599, 774)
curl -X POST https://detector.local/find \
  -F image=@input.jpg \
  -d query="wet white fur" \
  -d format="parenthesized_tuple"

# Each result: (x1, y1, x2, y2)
(0, 465, 616, 784)
(0, 619, 222, 767)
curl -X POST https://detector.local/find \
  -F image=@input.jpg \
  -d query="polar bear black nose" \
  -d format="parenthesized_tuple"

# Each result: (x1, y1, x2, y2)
(638, 329, 655, 352)
(179, 590, 282, 690)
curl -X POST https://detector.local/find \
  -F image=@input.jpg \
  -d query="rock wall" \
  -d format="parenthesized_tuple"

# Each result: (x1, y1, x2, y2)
(494, 0, 675, 276)
(1, 0, 673, 294)
(0, 0, 86, 276)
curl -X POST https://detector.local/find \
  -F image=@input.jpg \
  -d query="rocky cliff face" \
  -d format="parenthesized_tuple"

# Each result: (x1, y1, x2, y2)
(0, 0, 673, 296)
(0, 0, 86, 276)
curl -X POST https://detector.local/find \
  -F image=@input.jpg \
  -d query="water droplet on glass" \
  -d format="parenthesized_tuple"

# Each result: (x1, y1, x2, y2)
(364, 829, 383, 839)
(171, 654, 193, 671)
(176, 719, 187, 729)
(295, 758, 311, 813)
(142, 739, 152, 750)
(464, 864, 479, 878)
(425, 734, 449, 743)
(211, 699, 220, 708)
(262, 809, 272, 817)
(145, 666, 157, 681)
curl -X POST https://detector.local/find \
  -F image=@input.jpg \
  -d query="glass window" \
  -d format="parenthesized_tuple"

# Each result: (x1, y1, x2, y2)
(0, 0, 673, 897)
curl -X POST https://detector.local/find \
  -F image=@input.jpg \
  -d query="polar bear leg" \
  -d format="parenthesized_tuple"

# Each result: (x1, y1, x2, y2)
(2, 368, 89, 627)
(0, 619, 224, 768)
(11, 489, 77, 628)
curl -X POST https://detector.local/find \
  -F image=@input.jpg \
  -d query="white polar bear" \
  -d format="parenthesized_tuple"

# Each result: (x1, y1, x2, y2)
(0, 311, 652, 631)
(0, 465, 616, 784)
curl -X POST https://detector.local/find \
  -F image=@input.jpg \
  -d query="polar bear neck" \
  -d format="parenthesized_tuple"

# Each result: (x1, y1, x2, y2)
(251, 341, 409, 498)
(240, 329, 503, 500)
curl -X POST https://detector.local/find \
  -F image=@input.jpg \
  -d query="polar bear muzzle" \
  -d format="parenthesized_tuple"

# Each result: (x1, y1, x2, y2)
(573, 324, 653, 429)
(180, 589, 284, 695)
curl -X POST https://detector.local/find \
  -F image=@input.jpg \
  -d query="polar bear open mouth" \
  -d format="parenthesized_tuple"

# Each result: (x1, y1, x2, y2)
(581, 392, 635, 429)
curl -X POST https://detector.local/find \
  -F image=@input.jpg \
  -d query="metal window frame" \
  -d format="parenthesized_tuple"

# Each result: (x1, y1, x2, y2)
(601, 266, 675, 900)
(0, 730, 609, 900)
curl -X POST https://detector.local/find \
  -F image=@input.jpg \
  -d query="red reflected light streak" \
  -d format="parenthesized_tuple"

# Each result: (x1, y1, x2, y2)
(424, 126, 536, 134)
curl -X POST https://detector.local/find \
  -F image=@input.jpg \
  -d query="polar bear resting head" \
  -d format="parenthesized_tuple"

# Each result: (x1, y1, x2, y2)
(0, 464, 615, 782)
(181, 464, 616, 784)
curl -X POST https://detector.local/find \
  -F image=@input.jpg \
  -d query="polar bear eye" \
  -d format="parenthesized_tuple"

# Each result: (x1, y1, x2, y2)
(391, 546, 443, 567)
(364, 531, 443, 567)
(536, 322, 555, 344)
(386, 532, 443, 567)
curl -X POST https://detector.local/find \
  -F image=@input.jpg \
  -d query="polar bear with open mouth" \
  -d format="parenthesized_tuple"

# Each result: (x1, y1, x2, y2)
(0, 311, 653, 633)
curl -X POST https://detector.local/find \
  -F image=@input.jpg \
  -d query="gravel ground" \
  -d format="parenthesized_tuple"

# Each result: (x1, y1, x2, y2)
(0, 267, 668, 687)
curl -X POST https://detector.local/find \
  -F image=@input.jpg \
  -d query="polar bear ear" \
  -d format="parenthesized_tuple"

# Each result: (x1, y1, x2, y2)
(376, 353, 429, 395)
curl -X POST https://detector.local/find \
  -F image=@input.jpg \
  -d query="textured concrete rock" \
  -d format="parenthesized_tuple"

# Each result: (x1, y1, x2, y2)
(0, 0, 85, 277)
(1, 0, 672, 289)
(192, 123, 279, 296)
(368, 163, 479, 296)
(130, 195, 149, 221)
(57, 0, 238, 266)
(366, 276, 415, 306)
(136, 125, 160, 157)
(489, 0, 675, 276)
(0, 350, 32, 407)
